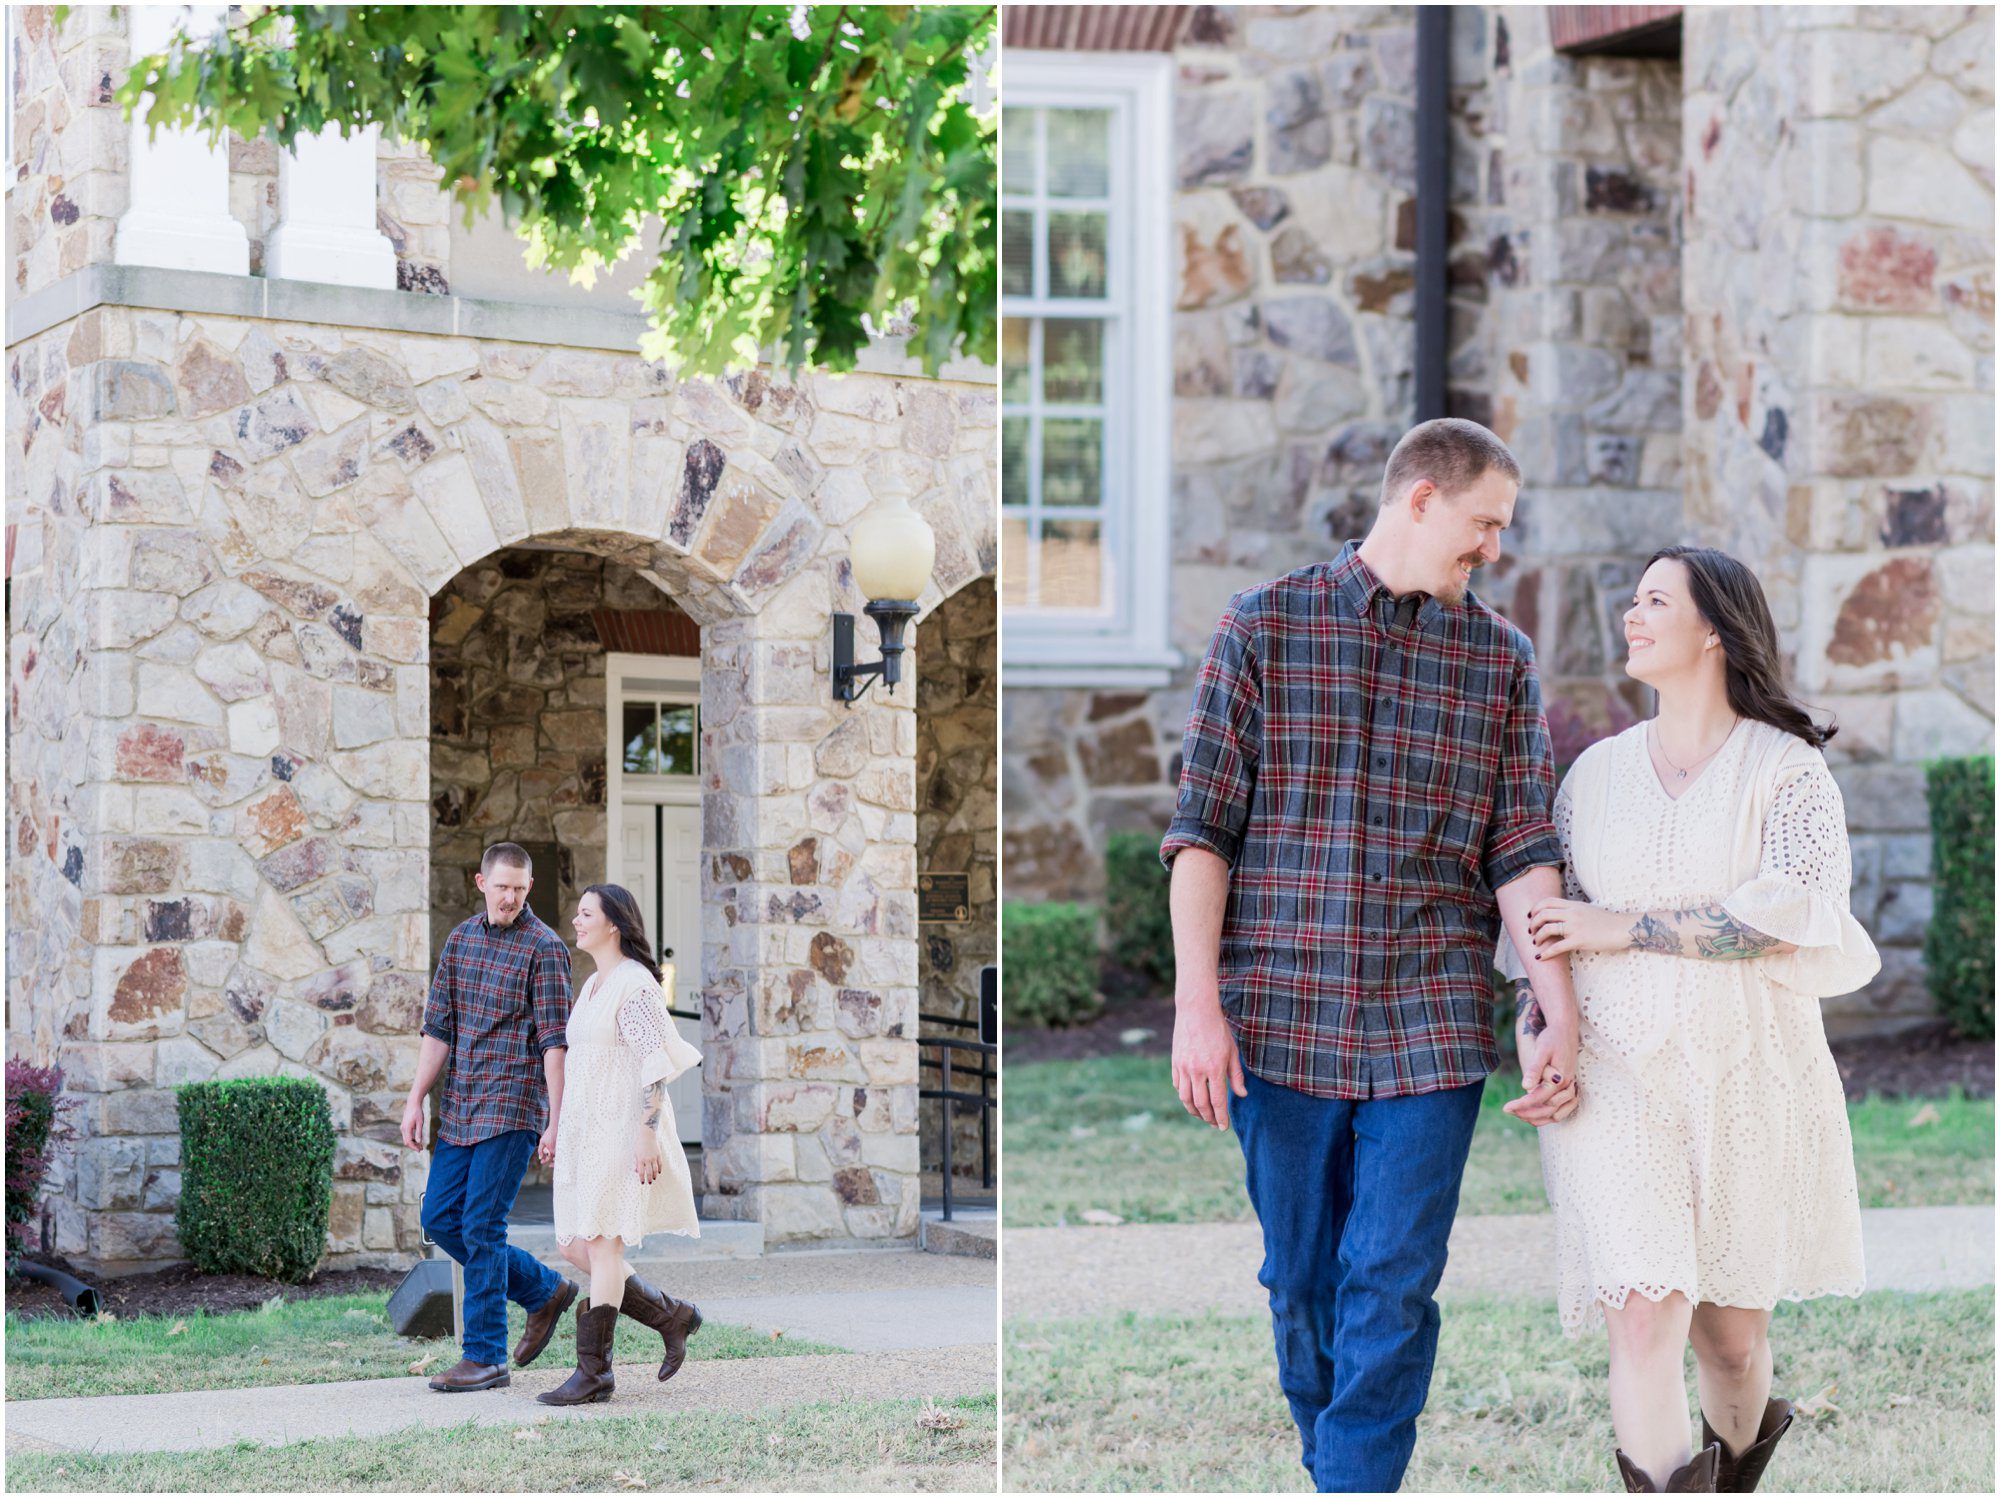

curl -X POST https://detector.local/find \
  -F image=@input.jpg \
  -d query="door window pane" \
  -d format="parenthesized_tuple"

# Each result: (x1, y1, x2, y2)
(1048, 211, 1107, 299)
(658, 705, 697, 776)
(622, 700, 698, 776)
(622, 703, 660, 774)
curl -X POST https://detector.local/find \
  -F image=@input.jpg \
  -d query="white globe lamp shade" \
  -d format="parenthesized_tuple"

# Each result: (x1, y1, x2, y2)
(850, 492, 936, 602)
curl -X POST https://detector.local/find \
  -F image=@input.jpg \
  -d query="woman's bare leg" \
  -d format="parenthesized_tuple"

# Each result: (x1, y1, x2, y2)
(583, 1235, 627, 1312)
(1688, 1303, 1775, 1457)
(1603, 1290, 1696, 1486)
(557, 1238, 590, 1276)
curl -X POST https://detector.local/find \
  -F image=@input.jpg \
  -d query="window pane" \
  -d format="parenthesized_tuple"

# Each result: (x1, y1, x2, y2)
(1002, 210, 1034, 297)
(1040, 518, 1104, 610)
(1001, 107, 1035, 194)
(1042, 320, 1104, 405)
(658, 704, 697, 776)
(1046, 109, 1110, 197)
(1042, 418, 1102, 508)
(1001, 517, 1030, 608)
(622, 703, 660, 775)
(1002, 318, 1033, 405)
(1047, 211, 1107, 299)
(1002, 417, 1030, 506)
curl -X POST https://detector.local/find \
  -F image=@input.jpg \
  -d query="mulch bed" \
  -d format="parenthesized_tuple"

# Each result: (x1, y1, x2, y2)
(5, 1253, 411, 1322)
(1009, 997, 1993, 1103)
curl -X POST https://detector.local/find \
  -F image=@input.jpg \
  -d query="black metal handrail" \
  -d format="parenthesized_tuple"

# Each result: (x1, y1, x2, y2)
(917, 1032, 995, 1222)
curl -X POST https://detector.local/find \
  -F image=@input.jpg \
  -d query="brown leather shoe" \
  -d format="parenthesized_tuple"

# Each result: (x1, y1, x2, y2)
(536, 1300, 617, 1406)
(427, 1357, 511, 1392)
(513, 1278, 578, 1367)
(1701, 1399, 1794, 1493)
(1616, 1443, 1720, 1492)
(614, 1272, 703, 1380)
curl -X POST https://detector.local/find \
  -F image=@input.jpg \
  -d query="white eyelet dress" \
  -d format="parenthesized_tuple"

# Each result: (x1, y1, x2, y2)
(1504, 718, 1880, 1337)
(552, 958, 703, 1247)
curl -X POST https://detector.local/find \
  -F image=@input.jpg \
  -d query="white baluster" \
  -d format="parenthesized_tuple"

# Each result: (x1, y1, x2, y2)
(114, 4, 250, 275)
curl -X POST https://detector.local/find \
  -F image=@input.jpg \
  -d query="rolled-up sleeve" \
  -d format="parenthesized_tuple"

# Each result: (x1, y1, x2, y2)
(421, 932, 456, 1045)
(1482, 647, 1565, 892)
(1161, 601, 1263, 870)
(531, 938, 573, 1055)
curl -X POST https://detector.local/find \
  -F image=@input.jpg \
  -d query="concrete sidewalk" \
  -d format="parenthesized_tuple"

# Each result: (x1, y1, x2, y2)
(1003, 1204, 1996, 1323)
(7, 1247, 997, 1459)
(4, 1346, 995, 1457)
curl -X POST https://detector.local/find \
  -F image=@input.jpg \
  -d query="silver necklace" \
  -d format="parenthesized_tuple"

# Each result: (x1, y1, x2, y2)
(1652, 718, 1737, 780)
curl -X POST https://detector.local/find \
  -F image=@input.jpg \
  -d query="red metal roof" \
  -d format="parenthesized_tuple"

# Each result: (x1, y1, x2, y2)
(1003, 5, 1188, 52)
(591, 607, 700, 657)
(1548, 6, 1683, 53)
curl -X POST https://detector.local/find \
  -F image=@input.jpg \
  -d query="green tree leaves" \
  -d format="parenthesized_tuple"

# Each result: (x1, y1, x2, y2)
(111, 4, 996, 376)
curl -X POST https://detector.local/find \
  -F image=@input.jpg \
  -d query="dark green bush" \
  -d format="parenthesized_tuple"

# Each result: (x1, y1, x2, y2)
(6, 1060, 78, 1265)
(176, 1077, 336, 1283)
(1104, 830, 1175, 989)
(1002, 901, 1102, 1030)
(1925, 755, 1994, 1041)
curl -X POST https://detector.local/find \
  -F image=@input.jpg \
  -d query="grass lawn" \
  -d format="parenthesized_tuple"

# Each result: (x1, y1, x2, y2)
(1003, 1291, 1994, 1493)
(5, 1291, 835, 1402)
(1003, 1054, 1995, 1226)
(4, 1393, 996, 1493)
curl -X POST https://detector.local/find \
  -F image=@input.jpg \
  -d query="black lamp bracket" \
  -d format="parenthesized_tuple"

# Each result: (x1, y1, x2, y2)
(832, 599, 919, 705)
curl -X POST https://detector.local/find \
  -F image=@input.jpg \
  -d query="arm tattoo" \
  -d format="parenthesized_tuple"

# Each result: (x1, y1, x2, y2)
(1514, 980, 1545, 1038)
(1626, 904, 1786, 961)
(639, 1077, 667, 1132)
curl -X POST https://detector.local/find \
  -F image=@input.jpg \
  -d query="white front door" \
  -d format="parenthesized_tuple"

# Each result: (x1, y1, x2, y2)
(619, 801, 703, 1145)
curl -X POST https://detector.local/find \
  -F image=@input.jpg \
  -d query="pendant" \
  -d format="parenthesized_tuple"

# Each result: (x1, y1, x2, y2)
(1677, 769, 1687, 779)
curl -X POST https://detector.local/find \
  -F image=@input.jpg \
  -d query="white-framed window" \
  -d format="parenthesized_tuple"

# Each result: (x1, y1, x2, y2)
(1001, 52, 1179, 687)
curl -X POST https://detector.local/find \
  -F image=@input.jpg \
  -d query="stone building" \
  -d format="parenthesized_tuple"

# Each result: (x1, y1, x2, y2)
(1000, 3, 1993, 1035)
(5, 4, 998, 1272)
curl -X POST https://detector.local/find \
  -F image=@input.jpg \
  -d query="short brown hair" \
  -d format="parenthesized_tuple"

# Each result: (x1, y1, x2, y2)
(481, 843, 532, 877)
(1379, 418, 1521, 506)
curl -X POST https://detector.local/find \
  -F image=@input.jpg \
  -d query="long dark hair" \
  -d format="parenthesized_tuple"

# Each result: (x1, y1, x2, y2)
(1646, 545, 1836, 749)
(580, 883, 662, 982)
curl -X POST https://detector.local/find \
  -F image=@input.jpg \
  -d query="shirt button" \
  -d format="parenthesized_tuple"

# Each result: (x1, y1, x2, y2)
(1372, 815, 1384, 826)
(1375, 755, 1387, 767)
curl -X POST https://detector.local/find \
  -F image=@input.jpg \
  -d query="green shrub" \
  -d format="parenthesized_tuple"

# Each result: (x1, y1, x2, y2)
(176, 1077, 337, 1283)
(1925, 755, 1994, 1041)
(1002, 901, 1103, 1030)
(6, 1060, 78, 1264)
(1104, 830, 1175, 989)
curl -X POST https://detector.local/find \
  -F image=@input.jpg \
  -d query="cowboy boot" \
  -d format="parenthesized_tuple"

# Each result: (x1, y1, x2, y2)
(1701, 1399, 1794, 1493)
(535, 1299, 617, 1405)
(1616, 1443, 1720, 1492)
(615, 1272, 703, 1380)
(513, 1278, 578, 1367)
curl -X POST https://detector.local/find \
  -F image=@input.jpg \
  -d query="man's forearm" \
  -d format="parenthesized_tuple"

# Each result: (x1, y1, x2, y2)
(1168, 848, 1230, 1007)
(1496, 866, 1579, 1030)
(1625, 904, 1798, 960)
(409, 1034, 449, 1102)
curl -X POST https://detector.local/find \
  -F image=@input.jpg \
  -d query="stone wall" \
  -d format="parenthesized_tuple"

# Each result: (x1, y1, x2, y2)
(1005, 2, 1498, 905)
(1476, 14, 1684, 762)
(9, 4, 125, 297)
(6, 294, 996, 1268)
(915, 576, 997, 1178)
(1680, 4, 1994, 1034)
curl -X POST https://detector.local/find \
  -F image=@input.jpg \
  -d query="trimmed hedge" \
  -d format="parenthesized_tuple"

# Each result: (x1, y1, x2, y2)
(1104, 830, 1175, 988)
(1925, 755, 1994, 1041)
(1002, 901, 1102, 1029)
(176, 1077, 337, 1283)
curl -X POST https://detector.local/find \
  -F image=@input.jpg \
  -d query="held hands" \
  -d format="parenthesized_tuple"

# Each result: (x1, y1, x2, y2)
(1172, 989, 1247, 1130)
(1501, 986, 1580, 1127)
(537, 1124, 557, 1167)
(1526, 897, 1627, 958)
(633, 1127, 664, 1186)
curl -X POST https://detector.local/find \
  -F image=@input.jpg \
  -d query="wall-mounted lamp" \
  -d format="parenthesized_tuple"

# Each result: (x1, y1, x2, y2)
(832, 490, 935, 705)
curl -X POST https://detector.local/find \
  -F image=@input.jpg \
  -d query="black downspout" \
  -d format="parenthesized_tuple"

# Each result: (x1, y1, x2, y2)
(1415, 5, 1452, 422)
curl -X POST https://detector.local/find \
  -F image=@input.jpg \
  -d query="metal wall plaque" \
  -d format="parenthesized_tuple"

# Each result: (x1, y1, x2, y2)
(918, 872, 971, 923)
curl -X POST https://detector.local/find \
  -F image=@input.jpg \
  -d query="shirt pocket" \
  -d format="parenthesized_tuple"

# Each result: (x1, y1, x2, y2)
(1412, 686, 1501, 863)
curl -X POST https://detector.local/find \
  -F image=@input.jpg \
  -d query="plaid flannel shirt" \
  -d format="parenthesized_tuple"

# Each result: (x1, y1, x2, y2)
(1161, 540, 1564, 1099)
(421, 905, 573, 1146)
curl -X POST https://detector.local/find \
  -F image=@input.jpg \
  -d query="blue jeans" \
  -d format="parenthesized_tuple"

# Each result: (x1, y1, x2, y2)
(1233, 1067, 1484, 1493)
(420, 1129, 564, 1366)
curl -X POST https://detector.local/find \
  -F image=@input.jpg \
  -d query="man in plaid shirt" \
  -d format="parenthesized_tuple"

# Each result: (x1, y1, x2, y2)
(400, 843, 578, 1392)
(1163, 419, 1584, 1493)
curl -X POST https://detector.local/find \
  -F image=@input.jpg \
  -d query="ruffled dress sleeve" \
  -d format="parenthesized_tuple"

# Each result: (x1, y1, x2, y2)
(1721, 755, 1881, 999)
(1495, 769, 1586, 984)
(616, 974, 703, 1089)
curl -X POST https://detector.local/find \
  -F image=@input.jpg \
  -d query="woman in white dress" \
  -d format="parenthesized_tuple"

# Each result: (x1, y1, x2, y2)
(1511, 547, 1879, 1493)
(538, 883, 705, 1407)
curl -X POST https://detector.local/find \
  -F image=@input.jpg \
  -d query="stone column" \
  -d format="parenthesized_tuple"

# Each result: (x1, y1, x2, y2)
(266, 124, 399, 289)
(697, 574, 923, 1245)
(1682, 7, 1994, 1031)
